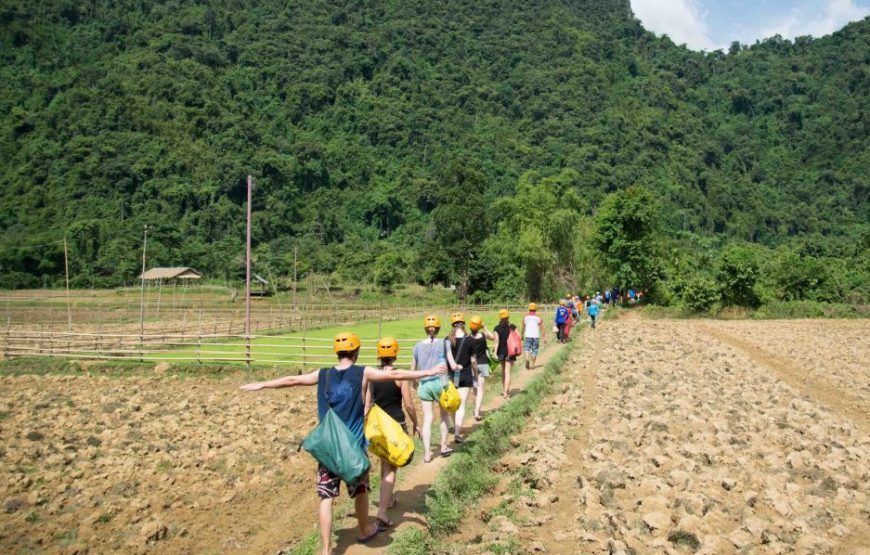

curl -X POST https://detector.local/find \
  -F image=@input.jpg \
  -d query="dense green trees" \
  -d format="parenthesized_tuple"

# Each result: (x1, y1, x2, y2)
(0, 1, 867, 307)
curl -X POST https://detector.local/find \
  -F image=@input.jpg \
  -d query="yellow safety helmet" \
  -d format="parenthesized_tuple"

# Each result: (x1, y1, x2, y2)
(423, 314, 441, 330)
(498, 309, 509, 319)
(376, 337, 399, 358)
(528, 303, 538, 311)
(450, 312, 465, 325)
(559, 299, 566, 306)
(333, 332, 361, 353)
(469, 315, 483, 332)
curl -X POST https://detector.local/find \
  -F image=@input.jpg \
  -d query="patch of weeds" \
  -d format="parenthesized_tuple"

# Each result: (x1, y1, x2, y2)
(487, 538, 521, 555)
(25, 431, 44, 441)
(54, 527, 78, 548)
(0, 411, 9, 420)
(156, 460, 173, 472)
(97, 510, 114, 524)
(481, 499, 514, 523)
(386, 527, 437, 555)
(668, 530, 701, 552)
(86, 436, 101, 447)
(25, 510, 39, 523)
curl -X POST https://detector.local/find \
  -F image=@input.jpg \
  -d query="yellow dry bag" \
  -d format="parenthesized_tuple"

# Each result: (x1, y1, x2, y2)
(439, 381, 461, 413)
(365, 405, 415, 467)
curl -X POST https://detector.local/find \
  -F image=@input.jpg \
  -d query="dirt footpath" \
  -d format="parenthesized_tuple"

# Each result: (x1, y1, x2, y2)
(453, 318, 869, 554)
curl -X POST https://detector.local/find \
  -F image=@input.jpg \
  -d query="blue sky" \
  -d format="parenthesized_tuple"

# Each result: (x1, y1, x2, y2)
(630, 0, 870, 50)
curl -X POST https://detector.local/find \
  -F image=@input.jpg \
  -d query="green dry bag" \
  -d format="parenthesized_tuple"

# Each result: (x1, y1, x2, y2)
(301, 408, 370, 484)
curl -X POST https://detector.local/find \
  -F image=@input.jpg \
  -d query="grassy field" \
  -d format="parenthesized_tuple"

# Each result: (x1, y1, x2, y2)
(151, 310, 509, 368)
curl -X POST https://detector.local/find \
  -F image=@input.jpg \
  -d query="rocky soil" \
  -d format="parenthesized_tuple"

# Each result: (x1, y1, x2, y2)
(0, 373, 322, 554)
(457, 318, 869, 555)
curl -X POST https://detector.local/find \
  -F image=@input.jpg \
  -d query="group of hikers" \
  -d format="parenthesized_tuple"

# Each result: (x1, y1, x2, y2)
(240, 297, 622, 553)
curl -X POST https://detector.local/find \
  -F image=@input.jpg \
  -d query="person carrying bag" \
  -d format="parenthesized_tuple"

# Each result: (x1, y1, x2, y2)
(241, 331, 446, 548)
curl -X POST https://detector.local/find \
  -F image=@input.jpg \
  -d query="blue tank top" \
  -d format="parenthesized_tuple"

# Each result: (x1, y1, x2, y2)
(317, 365, 366, 448)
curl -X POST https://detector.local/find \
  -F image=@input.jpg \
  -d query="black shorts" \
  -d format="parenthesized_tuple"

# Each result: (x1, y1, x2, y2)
(453, 368, 474, 388)
(497, 354, 517, 362)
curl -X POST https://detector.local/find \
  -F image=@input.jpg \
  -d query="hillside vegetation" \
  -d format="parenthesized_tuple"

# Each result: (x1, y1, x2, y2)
(1, 0, 868, 307)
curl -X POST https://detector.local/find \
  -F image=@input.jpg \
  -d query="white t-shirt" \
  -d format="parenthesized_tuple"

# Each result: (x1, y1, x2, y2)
(523, 313, 542, 338)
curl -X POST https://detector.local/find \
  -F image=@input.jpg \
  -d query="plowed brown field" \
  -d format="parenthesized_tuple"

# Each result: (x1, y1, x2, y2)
(1, 317, 867, 555)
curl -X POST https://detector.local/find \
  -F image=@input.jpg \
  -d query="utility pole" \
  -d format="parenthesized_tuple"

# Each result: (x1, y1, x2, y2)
(63, 237, 72, 333)
(293, 245, 298, 311)
(139, 224, 149, 339)
(245, 175, 253, 368)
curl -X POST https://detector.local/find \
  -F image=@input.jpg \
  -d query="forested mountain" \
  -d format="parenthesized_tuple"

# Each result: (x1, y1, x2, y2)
(1, 1, 868, 304)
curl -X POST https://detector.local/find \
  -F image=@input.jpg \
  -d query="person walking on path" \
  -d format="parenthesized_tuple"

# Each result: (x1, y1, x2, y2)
(521, 303, 543, 370)
(468, 315, 496, 421)
(410, 315, 455, 462)
(555, 300, 570, 343)
(563, 297, 575, 340)
(240, 332, 446, 554)
(365, 336, 419, 528)
(446, 312, 474, 443)
(587, 298, 600, 329)
(493, 309, 516, 399)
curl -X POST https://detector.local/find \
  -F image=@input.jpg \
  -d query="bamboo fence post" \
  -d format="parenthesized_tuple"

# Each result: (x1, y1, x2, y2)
(301, 336, 307, 372)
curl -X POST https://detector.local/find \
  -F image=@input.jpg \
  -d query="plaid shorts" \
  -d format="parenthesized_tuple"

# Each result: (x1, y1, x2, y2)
(316, 465, 370, 499)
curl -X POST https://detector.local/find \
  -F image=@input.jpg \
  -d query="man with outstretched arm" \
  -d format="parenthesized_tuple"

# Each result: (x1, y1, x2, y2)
(241, 332, 446, 554)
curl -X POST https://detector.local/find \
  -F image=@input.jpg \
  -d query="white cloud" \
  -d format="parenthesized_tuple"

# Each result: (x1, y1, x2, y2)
(760, 0, 869, 40)
(630, 0, 722, 50)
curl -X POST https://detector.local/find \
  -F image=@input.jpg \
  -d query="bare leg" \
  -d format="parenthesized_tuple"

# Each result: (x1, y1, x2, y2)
(318, 497, 333, 555)
(354, 489, 377, 539)
(439, 408, 451, 451)
(420, 400, 434, 458)
(502, 361, 512, 398)
(376, 460, 397, 522)
(454, 387, 471, 439)
(474, 375, 486, 418)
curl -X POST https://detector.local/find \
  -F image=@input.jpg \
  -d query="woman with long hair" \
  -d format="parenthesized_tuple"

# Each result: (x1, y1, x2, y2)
(492, 309, 516, 399)
(410, 315, 455, 462)
(446, 312, 473, 443)
(468, 315, 496, 420)
(365, 337, 419, 527)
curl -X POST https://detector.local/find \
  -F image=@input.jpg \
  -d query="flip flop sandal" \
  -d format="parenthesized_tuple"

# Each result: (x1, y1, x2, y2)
(441, 447, 455, 457)
(474, 415, 482, 421)
(423, 451, 433, 463)
(358, 522, 383, 544)
(376, 516, 394, 528)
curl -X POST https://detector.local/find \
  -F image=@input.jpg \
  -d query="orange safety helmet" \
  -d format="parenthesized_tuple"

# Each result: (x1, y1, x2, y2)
(376, 337, 399, 358)
(559, 299, 566, 306)
(333, 332, 361, 353)
(498, 309, 509, 319)
(423, 314, 441, 330)
(528, 302, 538, 312)
(450, 312, 465, 325)
(469, 315, 483, 331)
